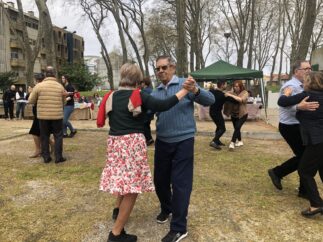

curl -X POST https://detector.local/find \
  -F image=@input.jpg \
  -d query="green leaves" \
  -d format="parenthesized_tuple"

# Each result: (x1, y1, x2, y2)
(59, 63, 101, 91)
(0, 71, 17, 92)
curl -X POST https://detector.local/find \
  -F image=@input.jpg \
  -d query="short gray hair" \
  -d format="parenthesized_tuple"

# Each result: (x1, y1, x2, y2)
(156, 55, 176, 66)
(119, 63, 143, 87)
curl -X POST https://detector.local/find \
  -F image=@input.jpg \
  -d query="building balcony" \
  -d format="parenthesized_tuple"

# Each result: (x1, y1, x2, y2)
(10, 58, 25, 67)
(10, 39, 22, 49)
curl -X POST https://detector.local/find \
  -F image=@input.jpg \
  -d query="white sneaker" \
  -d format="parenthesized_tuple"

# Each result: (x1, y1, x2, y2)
(229, 142, 235, 150)
(235, 141, 244, 147)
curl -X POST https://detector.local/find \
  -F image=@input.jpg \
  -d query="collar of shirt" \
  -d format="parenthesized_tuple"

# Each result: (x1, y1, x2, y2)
(157, 75, 179, 90)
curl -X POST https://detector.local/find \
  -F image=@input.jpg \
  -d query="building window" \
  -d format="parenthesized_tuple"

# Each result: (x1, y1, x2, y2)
(11, 52, 18, 59)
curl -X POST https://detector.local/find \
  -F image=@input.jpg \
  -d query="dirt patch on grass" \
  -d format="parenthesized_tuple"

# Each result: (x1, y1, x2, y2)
(0, 132, 322, 242)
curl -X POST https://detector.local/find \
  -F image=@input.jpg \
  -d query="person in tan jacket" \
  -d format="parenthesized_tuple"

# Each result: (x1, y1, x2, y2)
(223, 80, 249, 150)
(28, 66, 66, 163)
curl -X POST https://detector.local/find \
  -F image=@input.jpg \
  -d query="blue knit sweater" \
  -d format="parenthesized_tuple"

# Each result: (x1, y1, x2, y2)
(151, 76, 215, 143)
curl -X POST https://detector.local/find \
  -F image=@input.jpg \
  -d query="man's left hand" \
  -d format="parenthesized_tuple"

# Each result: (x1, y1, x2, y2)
(182, 76, 198, 94)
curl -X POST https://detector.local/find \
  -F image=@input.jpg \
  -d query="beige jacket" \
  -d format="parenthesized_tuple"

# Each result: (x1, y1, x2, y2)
(223, 90, 249, 118)
(28, 77, 65, 120)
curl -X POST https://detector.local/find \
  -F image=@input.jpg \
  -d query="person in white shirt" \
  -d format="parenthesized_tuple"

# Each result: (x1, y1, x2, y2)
(15, 86, 27, 119)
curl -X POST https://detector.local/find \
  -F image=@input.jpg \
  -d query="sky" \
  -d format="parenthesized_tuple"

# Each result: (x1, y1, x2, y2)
(20, 0, 104, 56)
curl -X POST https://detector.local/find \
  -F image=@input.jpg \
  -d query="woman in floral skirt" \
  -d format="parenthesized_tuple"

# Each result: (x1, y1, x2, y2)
(98, 63, 189, 242)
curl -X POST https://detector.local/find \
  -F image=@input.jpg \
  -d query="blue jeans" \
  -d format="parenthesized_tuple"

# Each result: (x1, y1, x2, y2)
(63, 105, 75, 135)
(16, 102, 26, 119)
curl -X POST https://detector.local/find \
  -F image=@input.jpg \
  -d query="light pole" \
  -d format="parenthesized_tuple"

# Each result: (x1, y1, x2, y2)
(224, 32, 231, 62)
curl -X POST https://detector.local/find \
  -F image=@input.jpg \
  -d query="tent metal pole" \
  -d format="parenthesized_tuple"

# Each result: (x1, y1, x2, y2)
(260, 78, 268, 122)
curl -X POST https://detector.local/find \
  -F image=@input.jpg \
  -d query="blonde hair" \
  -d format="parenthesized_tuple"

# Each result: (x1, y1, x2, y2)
(119, 63, 143, 87)
(304, 71, 323, 91)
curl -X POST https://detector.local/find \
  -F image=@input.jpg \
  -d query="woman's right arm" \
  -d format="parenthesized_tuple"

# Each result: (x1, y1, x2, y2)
(277, 92, 307, 107)
(142, 89, 189, 112)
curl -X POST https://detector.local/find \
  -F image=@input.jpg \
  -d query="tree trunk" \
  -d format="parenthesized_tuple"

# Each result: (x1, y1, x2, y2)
(176, 0, 188, 77)
(295, 0, 317, 61)
(35, 0, 56, 69)
(112, 0, 128, 64)
(247, 0, 255, 69)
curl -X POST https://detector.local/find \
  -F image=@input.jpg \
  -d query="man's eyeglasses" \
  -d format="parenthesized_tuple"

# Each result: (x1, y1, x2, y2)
(155, 65, 169, 72)
(298, 67, 312, 71)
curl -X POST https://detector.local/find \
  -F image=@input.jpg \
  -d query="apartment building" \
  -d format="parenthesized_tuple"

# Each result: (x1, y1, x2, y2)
(84, 52, 124, 89)
(0, 1, 84, 85)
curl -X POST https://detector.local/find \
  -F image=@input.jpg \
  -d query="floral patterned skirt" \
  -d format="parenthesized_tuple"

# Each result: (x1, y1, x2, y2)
(99, 133, 155, 195)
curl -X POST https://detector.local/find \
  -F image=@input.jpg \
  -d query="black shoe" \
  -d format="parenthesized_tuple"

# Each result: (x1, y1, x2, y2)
(69, 130, 77, 138)
(209, 141, 221, 150)
(217, 141, 225, 146)
(107, 231, 137, 242)
(268, 169, 282, 190)
(55, 157, 66, 163)
(156, 212, 170, 224)
(161, 230, 188, 242)
(146, 139, 154, 146)
(112, 207, 119, 220)
(44, 157, 52, 163)
(301, 207, 323, 217)
(63, 134, 69, 138)
(298, 191, 309, 200)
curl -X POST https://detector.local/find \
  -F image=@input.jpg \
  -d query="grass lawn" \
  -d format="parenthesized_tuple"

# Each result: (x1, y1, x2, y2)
(0, 131, 322, 242)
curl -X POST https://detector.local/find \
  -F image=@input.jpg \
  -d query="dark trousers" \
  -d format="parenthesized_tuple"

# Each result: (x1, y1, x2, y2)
(39, 119, 63, 162)
(143, 119, 153, 142)
(298, 142, 323, 207)
(273, 123, 306, 193)
(210, 111, 226, 143)
(16, 102, 26, 119)
(231, 114, 248, 142)
(154, 137, 194, 233)
(4, 101, 14, 119)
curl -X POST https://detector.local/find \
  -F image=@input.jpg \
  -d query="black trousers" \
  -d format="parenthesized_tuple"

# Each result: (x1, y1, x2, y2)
(273, 123, 306, 193)
(298, 142, 323, 207)
(4, 101, 14, 119)
(154, 137, 194, 233)
(39, 119, 63, 161)
(210, 111, 226, 143)
(231, 114, 248, 142)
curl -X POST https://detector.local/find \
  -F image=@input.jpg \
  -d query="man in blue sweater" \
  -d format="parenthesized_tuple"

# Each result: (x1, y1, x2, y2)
(151, 55, 215, 242)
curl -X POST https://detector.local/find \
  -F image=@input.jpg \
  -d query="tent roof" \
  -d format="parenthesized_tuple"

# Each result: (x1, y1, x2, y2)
(190, 60, 263, 81)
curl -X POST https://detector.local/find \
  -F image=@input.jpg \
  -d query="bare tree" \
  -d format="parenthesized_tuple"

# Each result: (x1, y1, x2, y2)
(80, 0, 114, 89)
(97, 0, 128, 64)
(12, 0, 42, 86)
(284, 0, 317, 70)
(247, 0, 255, 69)
(270, 0, 283, 82)
(309, 0, 323, 61)
(35, 0, 56, 68)
(176, 0, 188, 77)
(253, 0, 276, 70)
(295, 0, 316, 61)
(220, 0, 252, 67)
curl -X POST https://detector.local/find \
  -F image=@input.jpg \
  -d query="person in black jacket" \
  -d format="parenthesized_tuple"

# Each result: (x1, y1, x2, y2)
(3, 85, 16, 120)
(278, 71, 323, 218)
(209, 81, 228, 149)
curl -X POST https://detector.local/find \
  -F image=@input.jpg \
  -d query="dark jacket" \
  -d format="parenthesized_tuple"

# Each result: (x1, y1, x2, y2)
(3, 89, 15, 103)
(278, 90, 323, 145)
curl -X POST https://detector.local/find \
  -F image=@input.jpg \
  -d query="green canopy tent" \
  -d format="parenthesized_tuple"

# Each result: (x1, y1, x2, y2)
(190, 60, 267, 119)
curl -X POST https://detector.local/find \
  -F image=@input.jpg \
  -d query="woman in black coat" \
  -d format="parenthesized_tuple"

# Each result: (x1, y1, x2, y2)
(278, 71, 323, 217)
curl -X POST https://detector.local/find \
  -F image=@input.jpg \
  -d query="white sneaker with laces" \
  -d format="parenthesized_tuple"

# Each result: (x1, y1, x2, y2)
(235, 141, 244, 147)
(229, 142, 235, 150)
